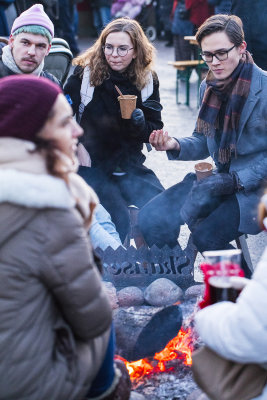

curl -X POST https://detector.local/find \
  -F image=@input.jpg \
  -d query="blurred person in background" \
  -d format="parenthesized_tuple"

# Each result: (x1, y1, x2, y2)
(56, 0, 80, 56)
(208, 0, 231, 15)
(158, 0, 173, 46)
(231, 0, 267, 71)
(185, 0, 213, 33)
(171, 0, 194, 61)
(90, 0, 112, 36)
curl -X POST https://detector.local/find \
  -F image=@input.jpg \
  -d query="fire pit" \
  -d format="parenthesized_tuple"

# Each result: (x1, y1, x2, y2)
(99, 244, 204, 399)
(112, 297, 204, 399)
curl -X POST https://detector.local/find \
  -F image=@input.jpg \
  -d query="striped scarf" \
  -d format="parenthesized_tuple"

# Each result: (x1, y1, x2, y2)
(196, 51, 254, 164)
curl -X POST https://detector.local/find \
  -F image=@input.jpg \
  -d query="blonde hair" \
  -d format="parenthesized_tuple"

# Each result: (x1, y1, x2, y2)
(73, 18, 155, 91)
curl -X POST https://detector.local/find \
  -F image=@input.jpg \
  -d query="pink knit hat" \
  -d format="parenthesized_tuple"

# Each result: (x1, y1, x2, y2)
(0, 75, 62, 141)
(11, 4, 54, 37)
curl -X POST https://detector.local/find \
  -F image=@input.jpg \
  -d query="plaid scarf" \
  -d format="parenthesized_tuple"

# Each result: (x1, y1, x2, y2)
(196, 51, 254, 164)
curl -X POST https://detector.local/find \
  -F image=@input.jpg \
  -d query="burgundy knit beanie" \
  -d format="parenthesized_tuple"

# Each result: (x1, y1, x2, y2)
(0, 75, 62, 141)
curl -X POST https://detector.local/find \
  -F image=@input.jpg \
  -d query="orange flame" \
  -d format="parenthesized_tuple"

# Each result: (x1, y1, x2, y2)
(116, 327, 193, 381)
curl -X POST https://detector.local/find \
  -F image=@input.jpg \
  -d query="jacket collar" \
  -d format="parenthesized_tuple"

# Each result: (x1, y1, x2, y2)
(0, 138, 99, 229)
(1, 44, 44, 76)
(0, 168, 75, 209)
(237, 64, 263, 138)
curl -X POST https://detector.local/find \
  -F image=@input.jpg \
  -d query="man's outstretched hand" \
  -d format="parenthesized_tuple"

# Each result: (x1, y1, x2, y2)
(149, 129, 180, 151)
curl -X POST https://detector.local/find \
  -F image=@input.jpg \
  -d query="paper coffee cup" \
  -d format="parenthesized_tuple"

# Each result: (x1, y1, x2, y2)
(194, 162, 213, 181)
(118, 95, 137, 119)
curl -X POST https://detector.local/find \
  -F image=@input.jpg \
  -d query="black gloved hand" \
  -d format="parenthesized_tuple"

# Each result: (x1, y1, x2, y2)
(131, 108, 146, 131)
(180, 172, 238, 227)
(142, 99, 163, 112)
(195, 172, 238, 197)
(180, 182, 214, 227)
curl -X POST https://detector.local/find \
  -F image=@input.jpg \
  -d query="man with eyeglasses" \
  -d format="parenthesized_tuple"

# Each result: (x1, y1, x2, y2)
(138, 14, 267, 278)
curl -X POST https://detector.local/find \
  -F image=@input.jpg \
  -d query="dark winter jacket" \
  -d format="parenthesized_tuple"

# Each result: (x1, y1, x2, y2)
(208, 0, 231, 14)
(231, 0, 267, 71)
(185, 0, 213, 28)
(0, 56, 61, 85)
(64, 67, 163, 175)
(90, 0, 112, 7)
(172, 0, 194, 36)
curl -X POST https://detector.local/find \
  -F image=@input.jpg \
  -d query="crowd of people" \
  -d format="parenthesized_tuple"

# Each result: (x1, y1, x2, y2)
(0, 1, 267, 399)
(2, 0, 267, 69)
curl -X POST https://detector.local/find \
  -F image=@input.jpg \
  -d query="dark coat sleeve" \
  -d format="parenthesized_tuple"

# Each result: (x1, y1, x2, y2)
(142, 71, 164, 141)
(64, 66, 83, 116)
(41, 70, 62, 88)
(125, 71, 164, 143)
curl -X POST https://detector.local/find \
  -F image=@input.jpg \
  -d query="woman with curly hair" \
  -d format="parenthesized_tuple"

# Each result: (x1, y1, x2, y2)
(64, 17, 164, 242)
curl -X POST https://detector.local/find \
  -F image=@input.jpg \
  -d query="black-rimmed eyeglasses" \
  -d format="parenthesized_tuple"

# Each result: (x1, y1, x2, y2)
(102, 44, 134, 57)
(200, 45, 236, 62)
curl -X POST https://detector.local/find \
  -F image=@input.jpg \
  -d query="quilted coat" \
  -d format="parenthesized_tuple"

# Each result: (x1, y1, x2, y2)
(0, 138, 112, 400)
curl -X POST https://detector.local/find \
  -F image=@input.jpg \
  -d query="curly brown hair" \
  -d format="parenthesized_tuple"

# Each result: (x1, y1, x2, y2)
(73, 18, 156, 91)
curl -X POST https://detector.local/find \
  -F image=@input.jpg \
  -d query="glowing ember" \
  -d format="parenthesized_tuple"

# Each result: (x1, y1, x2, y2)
(116, 327, 194, 381)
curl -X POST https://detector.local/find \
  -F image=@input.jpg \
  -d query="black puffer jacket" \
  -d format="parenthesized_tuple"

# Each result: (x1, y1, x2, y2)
(64, 67, 163, 175)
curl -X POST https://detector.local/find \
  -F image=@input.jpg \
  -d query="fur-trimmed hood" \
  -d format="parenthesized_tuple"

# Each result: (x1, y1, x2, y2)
(0, 168, 76, 209)
(0, 137, 99, 233)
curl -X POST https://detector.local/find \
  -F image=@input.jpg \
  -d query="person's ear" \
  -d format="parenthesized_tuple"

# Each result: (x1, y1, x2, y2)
(46, 43, 52, 56)
(239, 40, 247, 55)
(8, 35, 14, 48)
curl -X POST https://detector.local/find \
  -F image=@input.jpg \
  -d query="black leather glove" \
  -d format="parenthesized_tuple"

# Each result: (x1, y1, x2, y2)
(180, 182, 215, 227)
(195, 172, 238, 197)
(131, 108, 146, 131)
(180, 172, 239, 227)
(142, 99, 163, 112)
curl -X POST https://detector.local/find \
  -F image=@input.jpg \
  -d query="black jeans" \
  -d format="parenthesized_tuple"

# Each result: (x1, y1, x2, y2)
(86, 324, 115, 398)
(138, 173, 252, 278)
(78, 166, 164, 243)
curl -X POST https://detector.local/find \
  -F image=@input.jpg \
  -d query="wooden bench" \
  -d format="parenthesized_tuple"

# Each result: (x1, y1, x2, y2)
(168, 60, 206, 106)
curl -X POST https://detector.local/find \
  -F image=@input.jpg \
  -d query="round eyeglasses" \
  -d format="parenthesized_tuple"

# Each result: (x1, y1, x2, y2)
(200, 45, 236, 63)
(102, 44, 134, 57)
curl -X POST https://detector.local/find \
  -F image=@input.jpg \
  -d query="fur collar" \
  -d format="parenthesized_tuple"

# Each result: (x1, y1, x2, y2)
(0, 138, 99, 229)
(0, 168, 75, 209)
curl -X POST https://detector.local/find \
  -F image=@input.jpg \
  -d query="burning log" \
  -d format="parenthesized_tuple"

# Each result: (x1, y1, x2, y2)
(114, 305, 182, 362)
